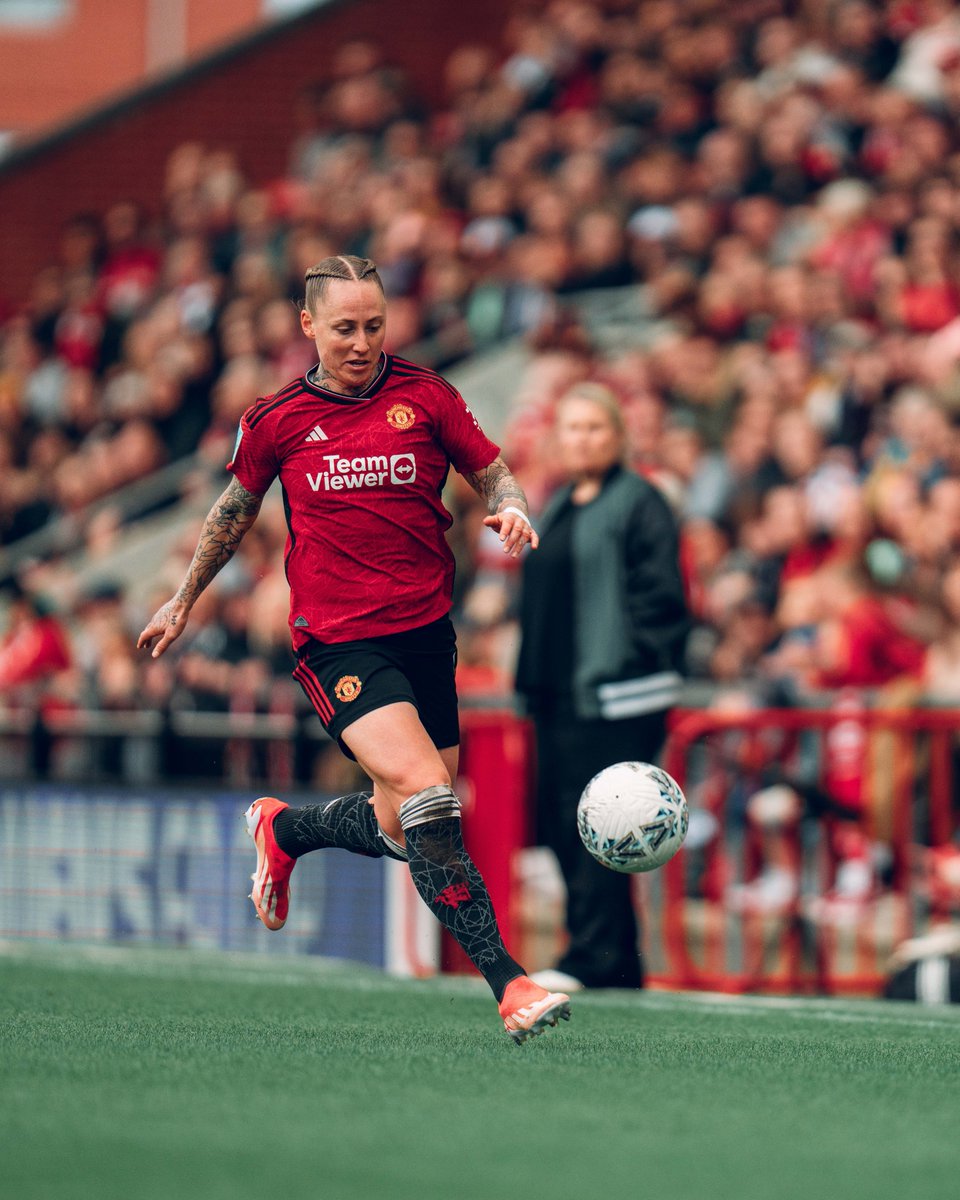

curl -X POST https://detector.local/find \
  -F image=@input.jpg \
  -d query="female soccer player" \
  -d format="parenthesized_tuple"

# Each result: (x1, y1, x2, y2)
(137, 254, 570, 1043)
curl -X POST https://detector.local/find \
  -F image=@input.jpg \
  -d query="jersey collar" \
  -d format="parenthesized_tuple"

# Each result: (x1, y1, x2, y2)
(303, 353, 392, 403)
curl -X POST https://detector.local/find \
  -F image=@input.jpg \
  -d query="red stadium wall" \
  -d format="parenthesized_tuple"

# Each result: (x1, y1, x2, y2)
(0, 0, 514, 309)
(0, 0, 267, 138)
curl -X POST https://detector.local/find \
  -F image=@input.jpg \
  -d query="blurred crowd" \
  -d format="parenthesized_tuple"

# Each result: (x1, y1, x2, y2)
(7, 0, 960, 781)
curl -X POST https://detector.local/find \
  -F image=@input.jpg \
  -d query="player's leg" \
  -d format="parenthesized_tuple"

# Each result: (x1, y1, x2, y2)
(245, 788, 410, 931)
(271, 791, 407, 861)
(245, 641, 418, 930)
(367, 742, 458, 847)
(245, 777, 412, 931)
(251, 696, 458, 898)
(259, 689, 456, 867)
(342, 701, 570, 1041)
(246, 661, 459, 928)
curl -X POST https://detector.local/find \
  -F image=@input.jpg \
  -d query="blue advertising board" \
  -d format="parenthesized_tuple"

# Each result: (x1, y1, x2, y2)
(0, 786, 437, 971)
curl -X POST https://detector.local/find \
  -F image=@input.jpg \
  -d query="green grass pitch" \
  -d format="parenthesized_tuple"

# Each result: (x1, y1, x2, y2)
(2, 943, 959, 1200)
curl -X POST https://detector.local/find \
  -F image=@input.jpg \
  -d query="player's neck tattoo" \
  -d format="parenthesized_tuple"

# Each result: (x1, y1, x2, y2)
(310, 355, 384, 397)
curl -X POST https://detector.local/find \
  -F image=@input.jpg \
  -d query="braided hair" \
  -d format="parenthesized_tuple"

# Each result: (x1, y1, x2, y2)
(303, 255, 384, 311)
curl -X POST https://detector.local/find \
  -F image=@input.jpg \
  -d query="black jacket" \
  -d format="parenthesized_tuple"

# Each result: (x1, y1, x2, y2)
(516, 465, 688, 720)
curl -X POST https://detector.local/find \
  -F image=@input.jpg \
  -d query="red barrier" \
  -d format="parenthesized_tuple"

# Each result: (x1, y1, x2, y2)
(658, 707, 960, 995)
(448, 705, 960, 996)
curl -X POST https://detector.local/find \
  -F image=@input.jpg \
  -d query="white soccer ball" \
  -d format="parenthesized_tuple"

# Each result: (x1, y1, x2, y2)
(576, 761, 689, 874)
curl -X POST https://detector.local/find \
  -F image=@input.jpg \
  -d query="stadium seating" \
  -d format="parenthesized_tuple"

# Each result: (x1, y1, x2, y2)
(3, 0, 960, 791)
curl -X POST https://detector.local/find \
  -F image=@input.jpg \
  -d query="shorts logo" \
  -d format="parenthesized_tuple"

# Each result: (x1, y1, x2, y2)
(386, 403, 416, 431)
(334, 675, 362, 703)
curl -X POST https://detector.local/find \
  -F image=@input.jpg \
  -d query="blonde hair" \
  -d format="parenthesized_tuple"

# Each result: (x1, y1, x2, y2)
(557, 382, 628, 455)
(303, 254, 383, 311)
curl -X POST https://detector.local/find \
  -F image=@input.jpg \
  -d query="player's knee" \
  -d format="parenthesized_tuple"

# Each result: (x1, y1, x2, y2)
(377, 761, 452, 806)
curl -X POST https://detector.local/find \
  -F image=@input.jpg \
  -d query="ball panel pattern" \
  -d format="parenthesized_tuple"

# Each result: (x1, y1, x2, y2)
(576, 761, 688, 874)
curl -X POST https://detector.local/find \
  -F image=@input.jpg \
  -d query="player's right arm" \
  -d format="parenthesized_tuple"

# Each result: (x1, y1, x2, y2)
(137, 476, 264, 658)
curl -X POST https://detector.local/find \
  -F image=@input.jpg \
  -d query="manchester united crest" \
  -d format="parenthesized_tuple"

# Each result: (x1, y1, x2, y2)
(335, 675, 362, 703)
(386, 402, 416, 431)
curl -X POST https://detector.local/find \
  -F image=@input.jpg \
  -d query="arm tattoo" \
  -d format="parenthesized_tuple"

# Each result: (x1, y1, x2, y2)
(464, 456, 528, 516)
(175, 477, 263, 606)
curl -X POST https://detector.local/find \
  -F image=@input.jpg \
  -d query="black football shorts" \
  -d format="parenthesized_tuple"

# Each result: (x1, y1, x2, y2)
(292, 614, 460, 759)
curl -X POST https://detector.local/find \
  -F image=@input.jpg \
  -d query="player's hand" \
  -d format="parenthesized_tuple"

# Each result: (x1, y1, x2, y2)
(137, 598, 191, 659)
(484, 507, 539, 557)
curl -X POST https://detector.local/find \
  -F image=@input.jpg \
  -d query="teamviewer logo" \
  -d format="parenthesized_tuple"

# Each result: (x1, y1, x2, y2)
(390, 453, 416, 484)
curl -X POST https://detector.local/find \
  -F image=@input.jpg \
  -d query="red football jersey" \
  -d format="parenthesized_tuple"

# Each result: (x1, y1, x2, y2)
(227, 355, 499, 646)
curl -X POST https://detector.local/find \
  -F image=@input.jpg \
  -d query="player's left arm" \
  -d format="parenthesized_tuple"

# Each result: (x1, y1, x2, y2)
(464, 456, 539, 558)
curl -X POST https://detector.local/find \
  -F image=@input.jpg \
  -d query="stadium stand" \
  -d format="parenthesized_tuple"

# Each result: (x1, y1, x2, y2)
(2, 0, 960, 996)
(4, 1, 960, 943)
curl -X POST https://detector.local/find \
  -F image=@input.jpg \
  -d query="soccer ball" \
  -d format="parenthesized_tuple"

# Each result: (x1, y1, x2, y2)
(576, 761, 689, 873)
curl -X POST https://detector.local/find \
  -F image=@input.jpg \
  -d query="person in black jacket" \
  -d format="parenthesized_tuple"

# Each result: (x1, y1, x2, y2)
(516, 382, 689, 990)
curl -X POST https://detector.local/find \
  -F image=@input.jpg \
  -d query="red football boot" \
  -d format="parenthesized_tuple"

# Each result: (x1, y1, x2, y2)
(499, 976, 571, 1045)
(244, 797, 295, 931)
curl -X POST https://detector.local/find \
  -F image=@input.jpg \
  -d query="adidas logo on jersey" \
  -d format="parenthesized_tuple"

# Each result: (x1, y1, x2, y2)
(305, 425, 328, 442)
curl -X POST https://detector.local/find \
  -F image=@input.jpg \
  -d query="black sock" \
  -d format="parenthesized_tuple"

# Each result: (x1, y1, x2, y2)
(272, 792, 406, 861)
(402, 805, 524, 1003)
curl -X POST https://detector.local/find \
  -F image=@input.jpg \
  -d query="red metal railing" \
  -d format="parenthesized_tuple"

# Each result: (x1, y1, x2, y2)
(653, 706, 960, 994)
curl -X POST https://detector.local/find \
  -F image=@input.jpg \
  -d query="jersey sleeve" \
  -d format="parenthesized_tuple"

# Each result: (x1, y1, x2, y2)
(226, 407, 280, 496)
(433, 380, 500, 474)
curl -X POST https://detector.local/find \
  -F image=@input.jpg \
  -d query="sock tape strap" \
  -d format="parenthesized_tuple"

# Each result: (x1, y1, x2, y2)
(398, 784, 461, 830)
